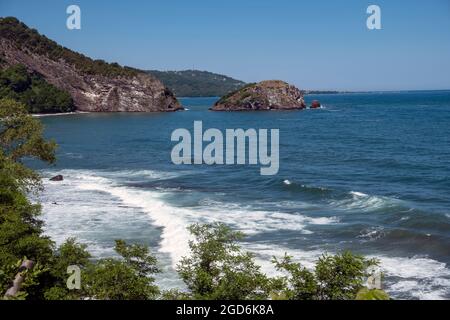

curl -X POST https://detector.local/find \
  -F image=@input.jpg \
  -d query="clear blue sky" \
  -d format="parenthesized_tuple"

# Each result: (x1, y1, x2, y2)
(1, 0, 450, 91)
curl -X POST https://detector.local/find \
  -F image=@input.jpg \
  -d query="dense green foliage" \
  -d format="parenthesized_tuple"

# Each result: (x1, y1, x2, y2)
(0, 17, 138, 77)
(174, 223, 272, 300)
(273, 252, 379, 300)
(0, 98, 56, 298)
(44, 239, 160, 300)
(168, 223, 387, 300)
(0, 65, 75, 114)
(147, 70, 246, 97)
(356, 287, 391, 300)
(83, 240, 160, 300)
(0, 98, 389, 300)
(0, 99, 160, 299)
(0, 98, 56, 188)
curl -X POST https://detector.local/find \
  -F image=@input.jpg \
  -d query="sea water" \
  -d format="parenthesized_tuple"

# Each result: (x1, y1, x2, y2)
(31, 91, 450, 299)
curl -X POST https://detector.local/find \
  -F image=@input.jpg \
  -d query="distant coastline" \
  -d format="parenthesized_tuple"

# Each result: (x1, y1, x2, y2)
(177, 89, 450, 99)
(28, 90, 450, 117)
(306, 89, 450, 95)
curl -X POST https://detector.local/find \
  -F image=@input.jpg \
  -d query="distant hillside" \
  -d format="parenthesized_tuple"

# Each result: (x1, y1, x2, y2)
(304, 90, 341, 95)
(147, 70, 246, 97)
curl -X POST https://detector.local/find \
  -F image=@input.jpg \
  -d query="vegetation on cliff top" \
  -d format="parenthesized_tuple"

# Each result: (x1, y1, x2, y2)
(0, 64, 75, 113)
(215, 82, 257, 105)
(0, 17, 138, 78)
(147, 70, 246, 97)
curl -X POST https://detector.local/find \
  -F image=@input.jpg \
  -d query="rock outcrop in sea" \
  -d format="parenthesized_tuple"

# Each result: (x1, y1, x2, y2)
(211, 80, 305, 111)
(0, 17, 182, 112)
(310, 100, 321, 109)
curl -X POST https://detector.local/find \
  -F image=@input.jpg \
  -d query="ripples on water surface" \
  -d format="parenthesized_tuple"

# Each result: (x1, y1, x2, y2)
(33, 91, 450, 299)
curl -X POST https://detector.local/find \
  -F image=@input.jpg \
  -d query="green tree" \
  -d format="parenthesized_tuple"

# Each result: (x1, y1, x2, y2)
(43, 239, 91, 300)
(315, 252, 377, 300)
(0, 65, 30, 92)
(176, 223, 271, 300)
(0, 168, 54, 267)
(0, 98, 56, 298)
(114, 240, 159, 277)
(0, 98, 56, 191)
(0, 65, 75, 114)
(42, 239, 161, 300)
(0, 17, 138, 78)
(83, 240, 160, 300)
(0, 100, 161, 300)
(273, 251, 387, 300)
(272, 254, 318, 300)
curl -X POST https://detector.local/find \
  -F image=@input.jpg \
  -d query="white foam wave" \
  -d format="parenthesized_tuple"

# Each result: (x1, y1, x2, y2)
(357, 226, 386, 241)
(371, 255, 450, 300)
(73, 176, 192, 265)
(272, 200, 320, 210)
(40, 169, 338, 268)
(373, 255, 450, 280)
(242, 243, 324, 276)
(350, 191, 368, 197)
(247, 244, 450, 300)
(100, 169, 181, 181)
(63, 152, 84, 159)
(330, 191, 400, 212)
(38, 170, 450, 299)
(39, 170, 191, 265)
(195, 200, 339, 236)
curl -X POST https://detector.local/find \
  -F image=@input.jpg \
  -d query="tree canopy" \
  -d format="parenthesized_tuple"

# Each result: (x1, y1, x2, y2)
(0, 65, 75, 114)
(0, 17, 138, 78)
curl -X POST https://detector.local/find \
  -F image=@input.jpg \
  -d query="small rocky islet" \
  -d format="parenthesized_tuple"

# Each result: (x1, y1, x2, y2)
(210, 80, 309, 111)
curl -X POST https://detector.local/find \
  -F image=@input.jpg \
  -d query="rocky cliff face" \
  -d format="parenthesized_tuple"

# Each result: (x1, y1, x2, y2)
(0, 18, 182, 112)
(211, 80, 305, 111)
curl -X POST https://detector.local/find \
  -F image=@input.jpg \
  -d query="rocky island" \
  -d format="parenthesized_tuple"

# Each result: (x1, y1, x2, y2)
(0, 17, 182, 113)
(211, 80, 306, 111)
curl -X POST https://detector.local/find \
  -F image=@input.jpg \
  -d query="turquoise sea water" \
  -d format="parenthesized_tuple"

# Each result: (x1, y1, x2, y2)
(33, 91, 450, 299)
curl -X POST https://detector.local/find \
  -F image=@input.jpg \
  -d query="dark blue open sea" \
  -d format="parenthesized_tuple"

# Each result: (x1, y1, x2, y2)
(32, 91, 450, 299)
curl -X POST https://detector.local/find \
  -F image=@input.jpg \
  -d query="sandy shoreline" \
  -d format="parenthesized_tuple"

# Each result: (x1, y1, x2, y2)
(32, 111, 90, 118)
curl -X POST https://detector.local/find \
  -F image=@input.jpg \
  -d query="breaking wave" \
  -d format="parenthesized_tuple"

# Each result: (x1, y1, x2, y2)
(329, 190, 402, 212)
(38, 169, 450, 299)
(39, 169, 338, 267)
